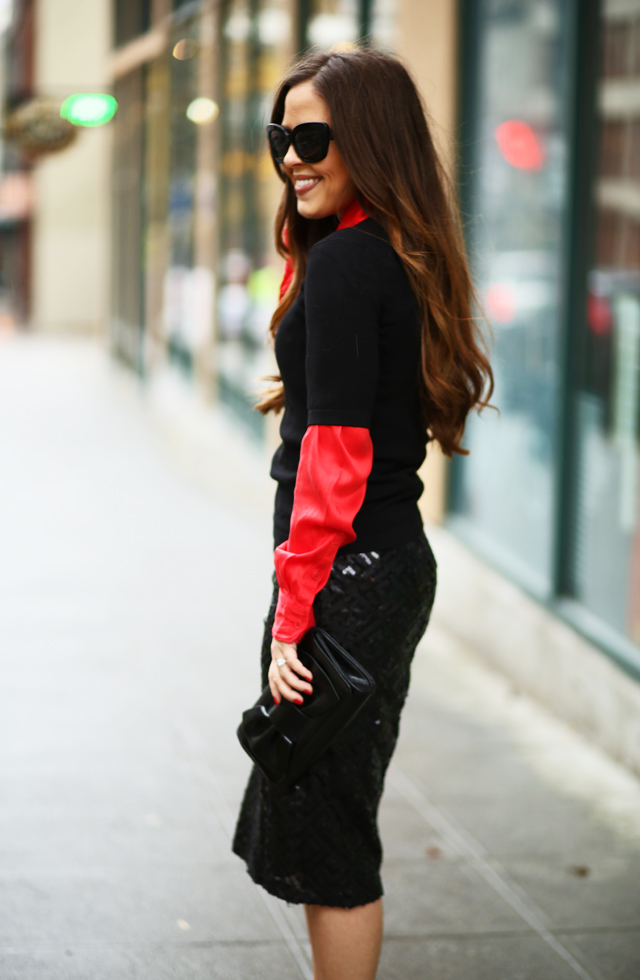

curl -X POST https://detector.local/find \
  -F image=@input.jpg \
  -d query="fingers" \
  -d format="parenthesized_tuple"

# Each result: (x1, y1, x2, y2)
(290, 657, 313, 682)
(268, 670, 280, 705)
(271, 639, 313, 682)
(279, 658, 313, 694)
(268, 659, 312, 705)
(269, 638, 314, 705)
(268, 661, 294, 704)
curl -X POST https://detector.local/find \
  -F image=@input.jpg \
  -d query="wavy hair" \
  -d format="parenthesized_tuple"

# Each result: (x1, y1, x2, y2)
(256, 48, 493, 457)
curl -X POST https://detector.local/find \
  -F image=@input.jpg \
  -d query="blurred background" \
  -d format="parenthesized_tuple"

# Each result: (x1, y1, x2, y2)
(3, 3, 640, 670)
(1, 0, 640, 717)
(2, 4, 640, 976)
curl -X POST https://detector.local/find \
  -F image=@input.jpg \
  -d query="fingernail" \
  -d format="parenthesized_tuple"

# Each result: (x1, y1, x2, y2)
(296, 698, 303, 705)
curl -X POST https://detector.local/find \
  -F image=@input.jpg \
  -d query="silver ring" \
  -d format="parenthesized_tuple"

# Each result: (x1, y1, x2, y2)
(276, 658, 288, 668)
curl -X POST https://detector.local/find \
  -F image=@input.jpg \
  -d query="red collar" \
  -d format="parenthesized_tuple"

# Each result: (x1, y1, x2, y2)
(337, 199, 369, 230)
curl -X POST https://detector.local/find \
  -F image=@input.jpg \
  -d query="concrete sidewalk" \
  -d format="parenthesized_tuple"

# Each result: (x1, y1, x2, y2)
(0, 336, 639, 980)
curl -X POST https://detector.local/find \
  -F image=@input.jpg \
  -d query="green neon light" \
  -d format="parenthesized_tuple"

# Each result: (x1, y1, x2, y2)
(60, 94, 117, 127)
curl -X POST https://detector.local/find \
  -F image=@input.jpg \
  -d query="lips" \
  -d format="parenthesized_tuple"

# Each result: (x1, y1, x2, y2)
(293, 176, 321, 196)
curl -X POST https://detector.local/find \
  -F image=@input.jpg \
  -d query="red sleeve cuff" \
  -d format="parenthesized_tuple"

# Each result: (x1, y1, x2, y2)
(272, 591, 316, 644)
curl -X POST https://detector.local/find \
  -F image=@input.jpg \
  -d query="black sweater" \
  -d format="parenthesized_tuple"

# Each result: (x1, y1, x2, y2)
(271, 218, 428, 554)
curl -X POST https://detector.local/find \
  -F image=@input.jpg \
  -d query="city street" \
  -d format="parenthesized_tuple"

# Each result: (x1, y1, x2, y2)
(1, 335, 640, 980)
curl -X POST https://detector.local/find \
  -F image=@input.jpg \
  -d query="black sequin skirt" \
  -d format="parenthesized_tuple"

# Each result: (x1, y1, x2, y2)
(232, 533, 437, 908)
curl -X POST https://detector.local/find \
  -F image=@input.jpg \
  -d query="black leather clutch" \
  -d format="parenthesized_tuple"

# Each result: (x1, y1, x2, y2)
(237, 627, 375, 788)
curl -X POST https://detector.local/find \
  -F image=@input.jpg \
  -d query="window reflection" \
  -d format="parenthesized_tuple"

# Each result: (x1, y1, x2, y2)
(575, 0, 640, 642)
(452, 0, 570, 595)
(218, 0, 291, 434)
(164, 15, 200, 370)
(112, 68, 145, 370)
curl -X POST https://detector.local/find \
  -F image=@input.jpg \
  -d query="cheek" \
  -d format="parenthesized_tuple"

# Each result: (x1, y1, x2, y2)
(319, 148, 350, 189)
(321, 164, 351, 199)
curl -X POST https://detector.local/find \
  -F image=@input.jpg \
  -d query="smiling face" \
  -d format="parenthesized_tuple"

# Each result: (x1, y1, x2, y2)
(280, 80, 357, 221)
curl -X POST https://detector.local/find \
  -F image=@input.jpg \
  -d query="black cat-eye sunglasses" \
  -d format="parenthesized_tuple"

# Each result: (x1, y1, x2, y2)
(266, 122, 333, 164)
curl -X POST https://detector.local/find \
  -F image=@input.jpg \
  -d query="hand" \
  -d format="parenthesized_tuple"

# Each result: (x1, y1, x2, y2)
(269, 638, 313, 705)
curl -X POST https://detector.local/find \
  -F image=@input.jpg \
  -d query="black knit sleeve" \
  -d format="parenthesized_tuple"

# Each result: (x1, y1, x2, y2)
(304, 237, 380, 428)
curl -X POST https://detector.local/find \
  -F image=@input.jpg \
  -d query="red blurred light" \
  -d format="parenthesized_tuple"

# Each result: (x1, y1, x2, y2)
(587, 293, 613, 336)
(486, 283, 516, 323)
(495, 120, 544, 171)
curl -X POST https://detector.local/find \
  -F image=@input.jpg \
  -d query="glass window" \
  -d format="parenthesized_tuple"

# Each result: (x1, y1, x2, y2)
(452, 0, 572, 596)
(112, 7, 218, 378)
(147, 8, 219, 376)
(143, 54, 170, 367)
(573, 0, 640, 643)
(112, 68, 145, 370)
(163, 15, 200, 372)
(218, 0, 292, 435)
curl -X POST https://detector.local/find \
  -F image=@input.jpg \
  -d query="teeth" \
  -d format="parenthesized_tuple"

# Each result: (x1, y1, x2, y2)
(295, 178, 319, 189)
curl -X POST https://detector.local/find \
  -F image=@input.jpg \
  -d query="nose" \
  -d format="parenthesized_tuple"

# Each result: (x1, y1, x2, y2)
(283, 142, 302, 169)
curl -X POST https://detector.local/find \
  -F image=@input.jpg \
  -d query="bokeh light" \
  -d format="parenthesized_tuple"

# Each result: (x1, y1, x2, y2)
(186, 98, 219, 125)
(173, 38, 198, 60)
(486, 282, 516, 323)
(60, 93, 117, 127)
(494, 119, 544, 171)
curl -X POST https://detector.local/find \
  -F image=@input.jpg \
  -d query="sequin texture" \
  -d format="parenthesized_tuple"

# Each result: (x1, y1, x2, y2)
(232, 533, 437, 908)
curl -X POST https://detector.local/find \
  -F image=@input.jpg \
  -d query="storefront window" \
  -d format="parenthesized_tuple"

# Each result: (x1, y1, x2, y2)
(112, 4, 218, 378)
(143, 54, 170, 368)
(112, 68, 145, 370)
(452, 0, 572, 595)
(164, 14, 200, 371)
(145, 7, 218, 377)
(217, 0, 291, 435)
(573, 1, 640, 643)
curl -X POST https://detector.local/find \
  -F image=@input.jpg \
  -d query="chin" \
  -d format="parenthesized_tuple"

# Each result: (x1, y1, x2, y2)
(297, 197, 334, 221)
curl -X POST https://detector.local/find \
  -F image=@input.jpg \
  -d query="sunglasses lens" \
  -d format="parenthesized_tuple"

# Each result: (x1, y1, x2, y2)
(267, 127, 289, 161)
(294, 124, 329, 163)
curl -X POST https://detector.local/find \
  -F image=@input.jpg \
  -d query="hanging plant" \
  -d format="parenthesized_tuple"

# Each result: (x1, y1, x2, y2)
(4, 99, 77, 159)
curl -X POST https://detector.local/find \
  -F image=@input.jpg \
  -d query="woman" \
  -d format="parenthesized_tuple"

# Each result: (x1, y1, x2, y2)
(233, 48, 492, 980)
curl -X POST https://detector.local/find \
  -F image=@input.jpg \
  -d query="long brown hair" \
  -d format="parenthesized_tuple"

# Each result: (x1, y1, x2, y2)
(256, 48, 493, 457)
